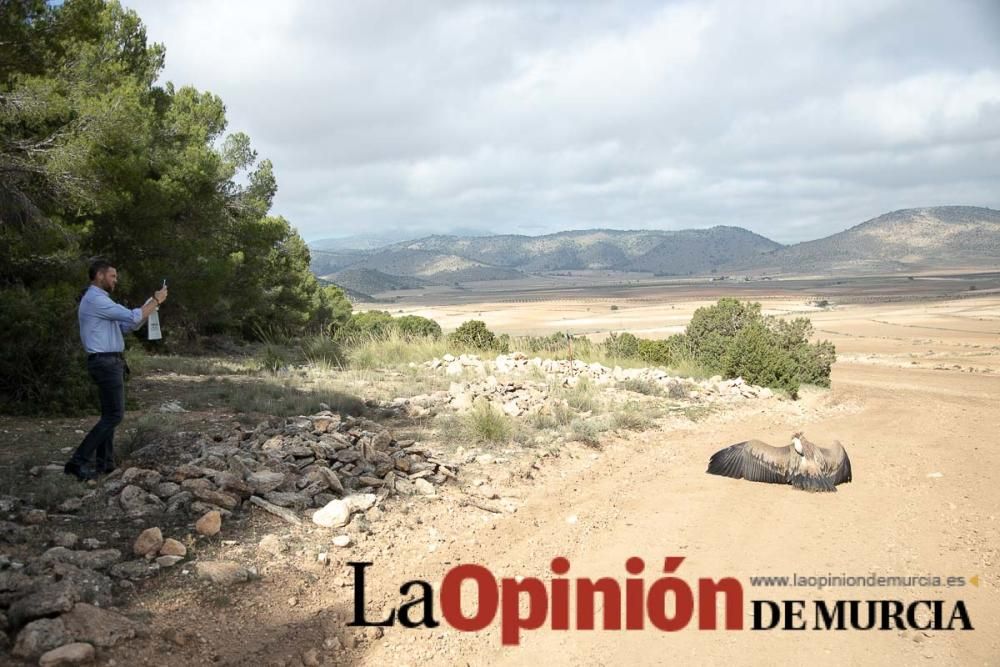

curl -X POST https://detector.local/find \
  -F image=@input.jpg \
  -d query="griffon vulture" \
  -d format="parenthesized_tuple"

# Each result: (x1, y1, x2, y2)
(707, 432, 852, 492)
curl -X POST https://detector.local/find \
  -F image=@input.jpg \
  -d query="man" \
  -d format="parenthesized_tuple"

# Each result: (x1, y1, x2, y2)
(65, 259, 168, 481)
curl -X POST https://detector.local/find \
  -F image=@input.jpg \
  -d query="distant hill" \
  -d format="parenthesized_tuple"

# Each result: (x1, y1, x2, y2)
(626, 227, 782, 274)
(724, 206, 1000, 275)
(326, 267, 430, 295)
(307, 207, 1000, 290)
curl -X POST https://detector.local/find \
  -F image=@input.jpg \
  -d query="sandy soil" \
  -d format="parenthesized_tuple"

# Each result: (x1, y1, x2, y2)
(35, 292, 998, 666)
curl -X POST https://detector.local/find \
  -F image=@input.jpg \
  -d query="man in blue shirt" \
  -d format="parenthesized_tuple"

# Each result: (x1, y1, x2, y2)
(65, 259, 169, 481)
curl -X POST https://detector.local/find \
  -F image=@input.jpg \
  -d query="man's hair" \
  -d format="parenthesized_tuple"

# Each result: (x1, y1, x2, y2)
(88, 258, 115, 281)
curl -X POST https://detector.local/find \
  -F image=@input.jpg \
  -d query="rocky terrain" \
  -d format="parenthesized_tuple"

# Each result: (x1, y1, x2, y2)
(0, 353, 779, 665)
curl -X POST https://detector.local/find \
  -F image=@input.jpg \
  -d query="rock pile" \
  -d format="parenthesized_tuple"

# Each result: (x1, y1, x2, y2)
(0, 413, 458, 660)
(392, 354, 773, 417)
(0, 544, 144, 660)
(98, 413, 457, 523)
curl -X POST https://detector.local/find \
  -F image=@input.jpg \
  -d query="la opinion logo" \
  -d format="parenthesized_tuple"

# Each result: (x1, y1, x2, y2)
(346, 557, 974, 645)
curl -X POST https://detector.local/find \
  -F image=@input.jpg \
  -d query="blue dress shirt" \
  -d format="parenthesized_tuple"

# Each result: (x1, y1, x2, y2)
(78, 285, 144, 353)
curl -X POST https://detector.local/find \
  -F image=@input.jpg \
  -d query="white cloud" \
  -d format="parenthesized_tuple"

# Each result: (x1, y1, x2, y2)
(123, 0, 1000, 244)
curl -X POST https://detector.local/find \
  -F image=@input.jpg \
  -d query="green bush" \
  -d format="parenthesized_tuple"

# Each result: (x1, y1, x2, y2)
(0, 285, 95, 415)
(684, 298, 836, 396)
(512, 332, 595, 359)
(448, 320, 508, 353)
(685, 298, 763, 365)
(335, 311, 396, 341)
(464, 400, 512, 444)
(605, 332, 639, 358)
(335, 311, 442, 344)
(395, 315, 442, 340)
(636, 339, 673, 366)
(721, 321, 799, 394)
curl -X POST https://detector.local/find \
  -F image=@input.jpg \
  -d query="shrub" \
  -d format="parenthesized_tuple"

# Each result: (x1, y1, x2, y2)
(300, 335, 345, 370)
(721, 321, 799, 395)
(612, 403, 653, 431)
(513, 332, 595, 359)
(0, 285, 95, 415)
(465, 400, 512, 444)
(686, 298, 763, 365)
(636, 338, 673, 367)
(395, 315, 442, 340)
(683, 299, 836, 396)
(604, 331, 639, 358)
(448, 320, 508, 353)
(335, 311, 396, 342)
(618, 378, 662, 396)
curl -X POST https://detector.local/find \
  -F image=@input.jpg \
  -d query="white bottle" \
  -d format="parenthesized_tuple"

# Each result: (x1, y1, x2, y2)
(147, 309, 161, 340)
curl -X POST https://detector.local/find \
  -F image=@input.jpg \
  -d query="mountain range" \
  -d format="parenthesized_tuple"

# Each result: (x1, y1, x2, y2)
(309, 206, 1000, 297)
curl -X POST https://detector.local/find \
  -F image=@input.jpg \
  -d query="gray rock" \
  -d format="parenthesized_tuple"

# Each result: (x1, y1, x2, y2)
(263, 491, 308, 510)
(39, 642, 96, 666)
(52, 531, 79, 549)
(21, 509, 48, 525)
(190, 501, 233, 518)
(155, 555, 183, 568)
(179, 478, 214, 493)
(12, 618, 71, 659)
(247, 471, 285, 494)
(0, 495, 21, 513)
(41, 562, 113, 608)
(164, 491, 193, 514)
(40, 547, 122, 571)
(189, 486, 240, 510)
(61, 602, 143, 647)
(7, 581, 77, 626)
(195, 561, 251, 586)
(56, 497, 83, 513)
(109, 560, 157, 581)
(118, 485, 165, 516)
(121, 467, 162, 490)
(153, 481, 181, 498)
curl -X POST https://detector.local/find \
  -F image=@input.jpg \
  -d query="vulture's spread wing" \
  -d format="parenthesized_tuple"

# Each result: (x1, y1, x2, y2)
(707, 440, 791, 485)
(818, 442, 853, 485)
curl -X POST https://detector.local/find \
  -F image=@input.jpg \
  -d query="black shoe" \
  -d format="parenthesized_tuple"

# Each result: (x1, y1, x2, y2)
(96, 462, 116, 475)
(64, 461, 97, 481)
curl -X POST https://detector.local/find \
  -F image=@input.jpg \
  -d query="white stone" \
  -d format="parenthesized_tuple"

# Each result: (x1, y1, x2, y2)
(312, 499, 351, 528)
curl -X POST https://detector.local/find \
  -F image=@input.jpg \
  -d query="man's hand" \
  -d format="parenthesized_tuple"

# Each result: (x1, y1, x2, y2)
(140, 285, 169, 321)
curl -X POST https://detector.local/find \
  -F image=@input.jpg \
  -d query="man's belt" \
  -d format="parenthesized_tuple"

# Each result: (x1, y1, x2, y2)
(87, 352, 124, 359)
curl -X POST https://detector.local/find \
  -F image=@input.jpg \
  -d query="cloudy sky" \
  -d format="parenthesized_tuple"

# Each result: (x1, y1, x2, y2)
(122, 0, 1000, 244)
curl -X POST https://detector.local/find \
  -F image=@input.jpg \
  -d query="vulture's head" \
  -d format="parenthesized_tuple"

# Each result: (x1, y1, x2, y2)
(791, 432, 804, 456)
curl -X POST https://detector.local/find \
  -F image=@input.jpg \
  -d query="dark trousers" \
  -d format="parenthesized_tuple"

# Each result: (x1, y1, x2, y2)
(71, 355, 125, 470)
